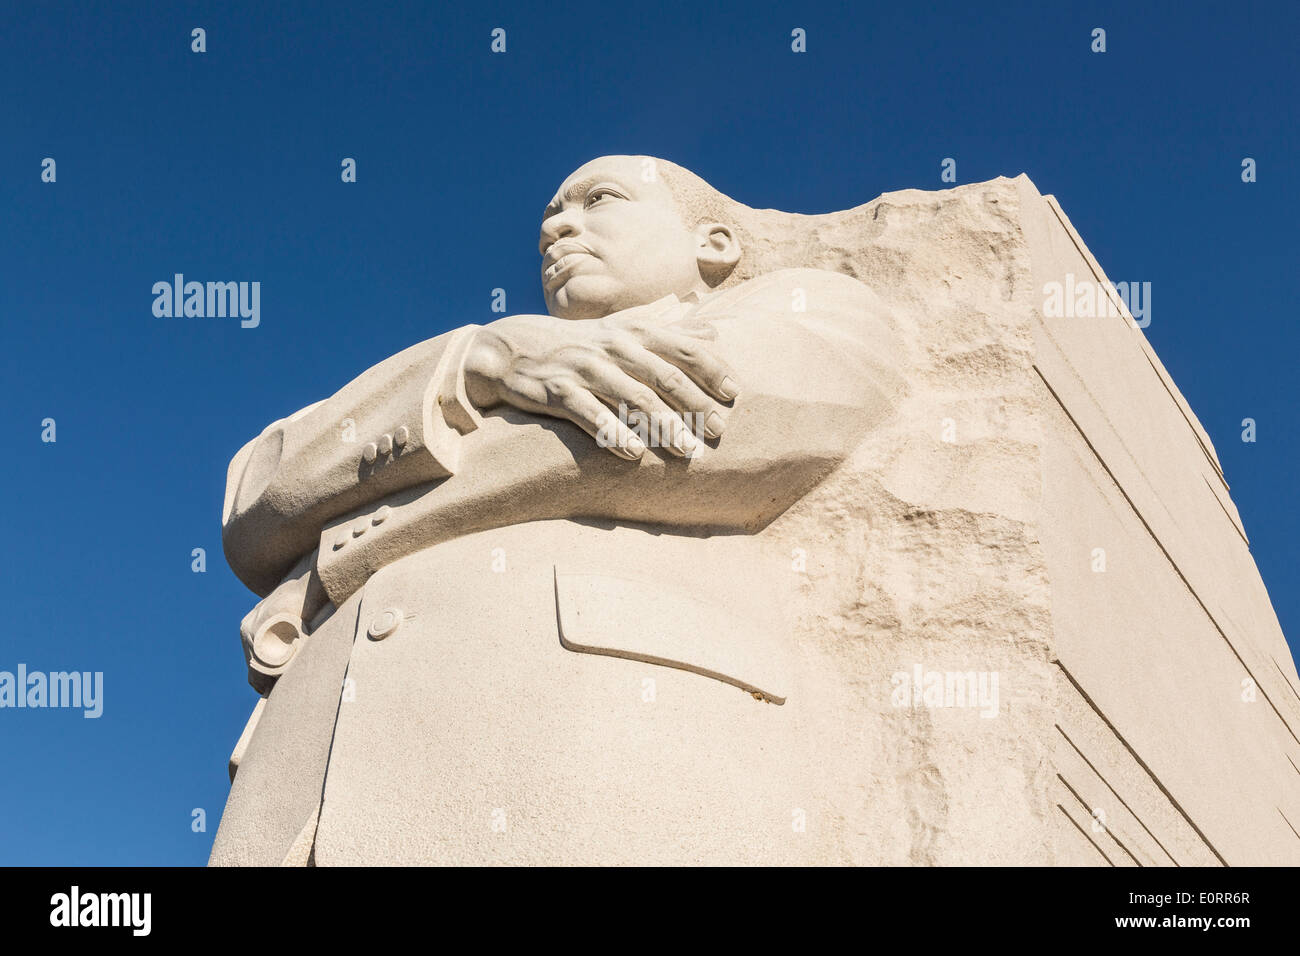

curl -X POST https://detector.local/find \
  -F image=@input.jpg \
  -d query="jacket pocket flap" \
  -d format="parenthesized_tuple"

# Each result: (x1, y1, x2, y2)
(553, 567, 787, 703)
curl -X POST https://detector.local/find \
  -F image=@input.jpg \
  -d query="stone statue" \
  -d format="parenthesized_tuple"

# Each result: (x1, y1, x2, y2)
(212, 157, 1300, 866)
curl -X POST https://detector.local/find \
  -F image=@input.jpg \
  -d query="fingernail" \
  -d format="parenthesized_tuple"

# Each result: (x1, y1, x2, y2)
(719, 377, 739, 400)
(703, 410, 725, 438)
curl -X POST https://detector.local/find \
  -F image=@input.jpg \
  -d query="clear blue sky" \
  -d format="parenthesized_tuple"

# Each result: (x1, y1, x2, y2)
(1, 0, 1295, 864)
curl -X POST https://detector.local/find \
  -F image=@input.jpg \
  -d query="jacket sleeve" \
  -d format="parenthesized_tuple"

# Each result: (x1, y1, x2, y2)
(222, 325, 483, 597)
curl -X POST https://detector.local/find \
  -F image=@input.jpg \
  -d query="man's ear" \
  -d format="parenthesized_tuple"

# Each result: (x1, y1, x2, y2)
(693, 223, 741, 285)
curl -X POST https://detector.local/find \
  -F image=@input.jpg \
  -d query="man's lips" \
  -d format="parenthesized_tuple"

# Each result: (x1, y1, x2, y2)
(542, 241, 591, 268)
(542, 248, 593, 287)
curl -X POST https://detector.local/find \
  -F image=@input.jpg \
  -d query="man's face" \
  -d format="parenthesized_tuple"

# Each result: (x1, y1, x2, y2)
(540, 157, 704, 319)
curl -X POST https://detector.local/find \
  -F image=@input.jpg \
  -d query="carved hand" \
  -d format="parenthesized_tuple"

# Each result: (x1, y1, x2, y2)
(463, 310, 739, 460)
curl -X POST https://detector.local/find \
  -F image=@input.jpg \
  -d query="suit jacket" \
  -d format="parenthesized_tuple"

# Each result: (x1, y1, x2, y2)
(212, 266, 906, 865)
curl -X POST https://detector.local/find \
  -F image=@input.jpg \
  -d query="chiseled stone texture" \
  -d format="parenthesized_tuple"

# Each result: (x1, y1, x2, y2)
(210, 171, 1299, 866)
(754, 179, 1058, 864)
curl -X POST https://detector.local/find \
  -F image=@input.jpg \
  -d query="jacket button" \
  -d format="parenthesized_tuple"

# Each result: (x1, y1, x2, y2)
(367, 608, 402, 640)
(362, 442, 378, 464)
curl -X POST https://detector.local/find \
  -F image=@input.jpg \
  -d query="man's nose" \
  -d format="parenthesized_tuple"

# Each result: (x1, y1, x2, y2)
(539, 209, 581, 253)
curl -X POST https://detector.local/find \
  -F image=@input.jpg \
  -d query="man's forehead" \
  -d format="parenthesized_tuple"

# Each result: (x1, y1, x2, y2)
(544, 157, 669, 212)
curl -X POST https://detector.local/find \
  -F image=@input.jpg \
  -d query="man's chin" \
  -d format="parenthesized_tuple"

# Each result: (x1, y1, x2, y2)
(547, 278, 618, 320)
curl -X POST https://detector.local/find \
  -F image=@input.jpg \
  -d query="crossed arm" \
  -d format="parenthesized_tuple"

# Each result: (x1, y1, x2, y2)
(221, 293, 746, 597)
(223, 268, 902, 601)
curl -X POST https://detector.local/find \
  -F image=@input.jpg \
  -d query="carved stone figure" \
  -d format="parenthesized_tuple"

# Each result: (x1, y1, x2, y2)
(211, 157, 1300, 866)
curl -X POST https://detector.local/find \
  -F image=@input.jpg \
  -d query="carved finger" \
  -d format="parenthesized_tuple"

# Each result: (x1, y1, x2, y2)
(640, 328, 740, 403)
(548, 381, 646, 461)
(600, 343, 726, 440)
(582, 365, 701, 458)
(497, 371, 551, 410)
